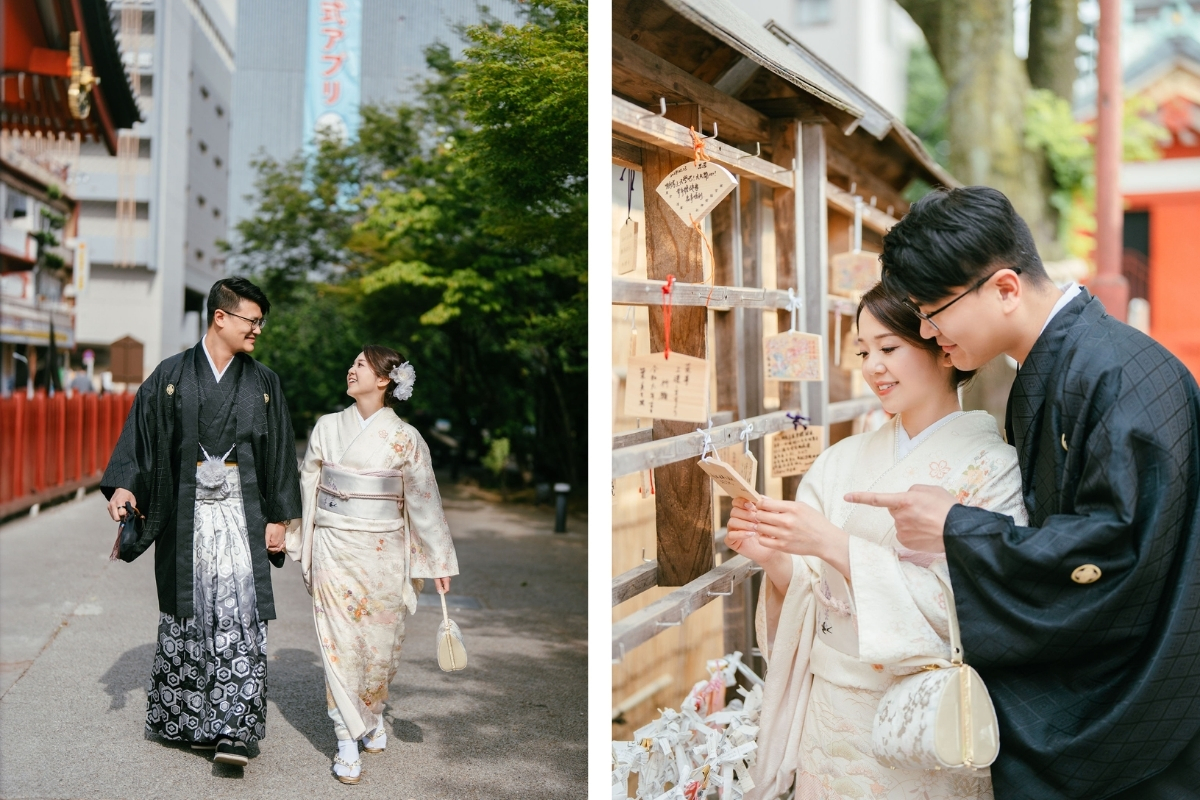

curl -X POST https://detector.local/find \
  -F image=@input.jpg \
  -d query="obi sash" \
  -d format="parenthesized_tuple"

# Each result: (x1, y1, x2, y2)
(317, 463, 403, 520)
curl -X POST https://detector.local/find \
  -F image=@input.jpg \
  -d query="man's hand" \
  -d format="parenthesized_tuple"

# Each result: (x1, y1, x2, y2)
(843, 484, 957, 553)
(434, 577, 451, 594)
(265, 522, 286, 553)
(107, 488, 137, 522)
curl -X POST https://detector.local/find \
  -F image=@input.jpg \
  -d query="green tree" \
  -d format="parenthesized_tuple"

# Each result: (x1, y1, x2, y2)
(225, 0, 587, 486)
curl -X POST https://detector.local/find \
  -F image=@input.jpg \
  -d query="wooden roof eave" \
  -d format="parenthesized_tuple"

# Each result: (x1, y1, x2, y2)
(763, 21, 959, 192)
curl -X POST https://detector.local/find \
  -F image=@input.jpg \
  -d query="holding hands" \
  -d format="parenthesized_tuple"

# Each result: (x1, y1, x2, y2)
(726, 495, 851, 589)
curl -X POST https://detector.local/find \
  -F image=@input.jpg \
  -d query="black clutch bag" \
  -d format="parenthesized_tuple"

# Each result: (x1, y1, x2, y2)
(109, 502, 145, 563)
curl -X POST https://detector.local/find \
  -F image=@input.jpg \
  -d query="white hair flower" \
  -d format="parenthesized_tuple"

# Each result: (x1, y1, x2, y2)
(389, 362, 416, 402)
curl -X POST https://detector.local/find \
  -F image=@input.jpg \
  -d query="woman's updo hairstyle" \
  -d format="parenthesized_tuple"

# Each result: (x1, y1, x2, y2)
(361, 344, 409, 408)
(855, 282, 976, 388)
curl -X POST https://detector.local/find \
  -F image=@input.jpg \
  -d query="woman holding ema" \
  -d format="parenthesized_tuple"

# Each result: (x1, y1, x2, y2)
(287, 346, 458, 784)
(727, 284, 1026, 800)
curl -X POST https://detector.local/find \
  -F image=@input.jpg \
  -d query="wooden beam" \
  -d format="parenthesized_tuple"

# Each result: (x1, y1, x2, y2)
(613, 555, 759, 661)
(611, 278, 791, 309)
(643, 143, 714, 587)
(611, 96, 793, 190)
(613, 137, 643, 169)
(827, 395, 883, 423)
(612, 561, 658, 607)
(823, 144, 909, 218)
(613, 34, 772, 144)
(826, 181, 899, 234)
(613, 411, 733, 451)
(711, 194, 741, 418)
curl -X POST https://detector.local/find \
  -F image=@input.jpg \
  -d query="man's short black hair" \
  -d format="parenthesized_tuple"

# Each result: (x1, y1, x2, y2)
(880, 186, 1050, 305)
(206, 277, 270, 327)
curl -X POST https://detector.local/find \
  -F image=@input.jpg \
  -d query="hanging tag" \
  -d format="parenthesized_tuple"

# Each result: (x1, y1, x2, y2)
(830, 250, 880, 295)
(718, 445, 758, 491)
(763, 331, 824, 381)
(655, 160, 738, 226)
(840, 322, 861, 372)
(617, 219, 639, 275)
(768, 426, 824, 478)
(638, 469, 654, 499)
(624, 352, 709, 423)
(697, 455, 761, 503)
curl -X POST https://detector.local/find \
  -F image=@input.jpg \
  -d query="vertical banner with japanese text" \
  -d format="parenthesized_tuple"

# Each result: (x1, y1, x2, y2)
(303, 0, 362, 146)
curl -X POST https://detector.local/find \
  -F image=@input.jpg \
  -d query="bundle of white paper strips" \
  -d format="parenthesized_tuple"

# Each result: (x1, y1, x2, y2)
(612, 652, 764, 800)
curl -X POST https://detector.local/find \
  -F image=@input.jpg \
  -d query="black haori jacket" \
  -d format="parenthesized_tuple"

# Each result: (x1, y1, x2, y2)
(944, 289, 1200, 798)
(101, 344, 302, 620)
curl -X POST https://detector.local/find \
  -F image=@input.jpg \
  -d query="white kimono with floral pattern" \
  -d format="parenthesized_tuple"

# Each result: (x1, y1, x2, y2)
(748, 411, 1028, 800)
(286, 406, 459, 740)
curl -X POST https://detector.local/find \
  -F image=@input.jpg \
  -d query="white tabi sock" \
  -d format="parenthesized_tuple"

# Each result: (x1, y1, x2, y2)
(362, 724, 387, 752)
(333, 738, 361, 778)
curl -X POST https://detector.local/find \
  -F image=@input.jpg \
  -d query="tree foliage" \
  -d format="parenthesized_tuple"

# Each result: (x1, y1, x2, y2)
(224, 0, 587, 486)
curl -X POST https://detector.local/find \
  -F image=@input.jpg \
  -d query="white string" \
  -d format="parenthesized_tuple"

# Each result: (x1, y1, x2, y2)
(786, 287, 802, 333)
(739, 421, 753, 455)
(697, 419, 715, 461)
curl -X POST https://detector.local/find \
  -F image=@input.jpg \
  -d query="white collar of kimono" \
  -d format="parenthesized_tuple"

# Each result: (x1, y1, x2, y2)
(353, 405, 384, 430)
(200, 335, 232, 383)
(1038, 282, 1082, 338)
(896, 410, 966, 460)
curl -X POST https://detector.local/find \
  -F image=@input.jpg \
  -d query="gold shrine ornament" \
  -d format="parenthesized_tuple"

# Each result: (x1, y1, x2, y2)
(67, 32, 99, 120)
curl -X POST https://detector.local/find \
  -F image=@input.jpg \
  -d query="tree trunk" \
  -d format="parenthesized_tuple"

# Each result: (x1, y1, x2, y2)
(1027, 0, 1081, 102)
(897, 0, 1060, 258)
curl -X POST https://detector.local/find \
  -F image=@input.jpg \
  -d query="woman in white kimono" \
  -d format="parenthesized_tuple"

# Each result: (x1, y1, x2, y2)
(728, 284, 1028, 800)
(287, 345, 458, 784)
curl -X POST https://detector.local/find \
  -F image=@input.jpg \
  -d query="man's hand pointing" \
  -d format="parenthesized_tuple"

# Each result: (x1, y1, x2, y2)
(844, 484, 957, 553)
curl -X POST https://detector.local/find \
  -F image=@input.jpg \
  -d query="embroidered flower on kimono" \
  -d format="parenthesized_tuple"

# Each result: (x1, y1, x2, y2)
(376, 537, 385, 552)
(929, 460, 951, 479)
(347, 595, 371, 621)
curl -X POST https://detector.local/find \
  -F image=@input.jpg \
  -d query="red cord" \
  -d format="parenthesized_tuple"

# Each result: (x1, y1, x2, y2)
(662, 274, 675, 359)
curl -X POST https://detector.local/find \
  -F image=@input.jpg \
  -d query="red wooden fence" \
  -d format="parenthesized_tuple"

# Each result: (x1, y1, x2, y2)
(0, 391, 135, 518)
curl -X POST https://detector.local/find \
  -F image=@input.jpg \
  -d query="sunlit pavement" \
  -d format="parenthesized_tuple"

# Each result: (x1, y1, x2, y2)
(0, 485, 586, 799)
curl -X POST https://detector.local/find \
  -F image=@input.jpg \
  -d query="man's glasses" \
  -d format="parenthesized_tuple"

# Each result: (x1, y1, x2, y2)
(223, 310, 267, 331)
(907, 267, 1022, 333)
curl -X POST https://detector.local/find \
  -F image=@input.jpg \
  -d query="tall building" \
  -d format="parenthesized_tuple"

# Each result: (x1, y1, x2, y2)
(71, 0, 237, 378)
(228, 0, 518, 227)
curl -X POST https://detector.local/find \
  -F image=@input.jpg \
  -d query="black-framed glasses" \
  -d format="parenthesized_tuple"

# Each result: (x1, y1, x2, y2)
(908, 267, 1022, 333)
(223, 310, 267, 330)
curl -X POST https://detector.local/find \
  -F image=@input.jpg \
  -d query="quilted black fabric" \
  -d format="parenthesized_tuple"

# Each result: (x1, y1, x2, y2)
(944, 290, 1200, 799)
(102, 344, 302, 619)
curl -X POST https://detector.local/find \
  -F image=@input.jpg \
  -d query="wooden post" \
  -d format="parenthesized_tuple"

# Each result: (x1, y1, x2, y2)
(643, 143, 714, 586)
(711, 195, 740, 417)
(772, 120, 805, 501)
(801, 122, 829, 442)
(740, 180, 765, 492)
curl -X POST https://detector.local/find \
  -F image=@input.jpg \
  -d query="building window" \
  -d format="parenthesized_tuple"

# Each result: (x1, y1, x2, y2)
(197, 195, 206, 207)
(200, 86, 209, 100)
(214, 156, 223, 168)
(795, 0, 832, 25)
(195, 249, 205, 261)
(213, 208, 221, 218)
(215, 105, 225, 117)
(198, 141, 208, 154)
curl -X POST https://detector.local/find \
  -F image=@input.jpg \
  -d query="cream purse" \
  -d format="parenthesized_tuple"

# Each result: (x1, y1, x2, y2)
(437, 592, 468, 672)
(871, 572, 999, 773)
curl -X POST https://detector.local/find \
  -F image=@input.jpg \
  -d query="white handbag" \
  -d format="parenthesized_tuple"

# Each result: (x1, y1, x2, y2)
(872, 572, 1000, 773)
(437, 592, 468, 672)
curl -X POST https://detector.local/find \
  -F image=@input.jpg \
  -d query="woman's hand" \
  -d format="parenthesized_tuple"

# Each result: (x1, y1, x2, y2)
(734, 495, 852, 581)
(434, 577, 451, 594)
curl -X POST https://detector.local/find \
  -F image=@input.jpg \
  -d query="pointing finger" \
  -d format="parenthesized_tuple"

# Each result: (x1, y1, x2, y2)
(844, 491, 908, 509)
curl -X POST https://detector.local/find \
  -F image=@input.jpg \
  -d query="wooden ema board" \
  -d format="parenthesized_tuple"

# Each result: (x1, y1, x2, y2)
(617, 219, 638, 274)
(654, 160, 738, 225)
(624, 352, 709, 423)
(769, 426, 824, 478)
(830, 250, 880, 295)
(764, 330, 823, 381)
(697, 456, 761, 503)
(717, 444, 757, 490)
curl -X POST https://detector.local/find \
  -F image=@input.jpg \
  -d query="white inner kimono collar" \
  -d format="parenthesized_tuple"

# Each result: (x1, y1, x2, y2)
(896, 410, 965, 460)
(353, 405, 384, 430)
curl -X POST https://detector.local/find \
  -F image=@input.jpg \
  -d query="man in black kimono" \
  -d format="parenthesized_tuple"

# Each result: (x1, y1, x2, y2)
(102, 277, 302, 767)
(846, 186, 1200, 798)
